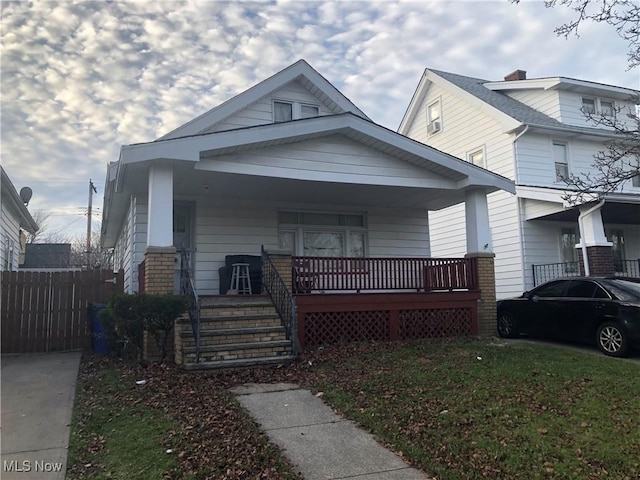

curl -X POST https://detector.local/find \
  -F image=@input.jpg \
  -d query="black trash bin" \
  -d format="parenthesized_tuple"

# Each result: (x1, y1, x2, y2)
(90, 303, 109, 354)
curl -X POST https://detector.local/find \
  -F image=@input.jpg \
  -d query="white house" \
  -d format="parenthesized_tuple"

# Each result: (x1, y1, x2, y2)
(399, 68, 640, 299)
(101, 60, 514, 297)
(1, 167, 38, 271)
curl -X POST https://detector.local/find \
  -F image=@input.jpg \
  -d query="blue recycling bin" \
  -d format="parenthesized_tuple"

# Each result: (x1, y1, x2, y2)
(90, 303, 109, 354)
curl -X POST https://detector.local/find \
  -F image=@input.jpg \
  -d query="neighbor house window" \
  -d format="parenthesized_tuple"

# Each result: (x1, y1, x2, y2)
(633, 175, 640, 187)
(553, 141, 569, 182)
(278, 211, 367, 257)
(581, 97, 596, 115)
(467, 147, 485, 168)
(560, 228, 579, 274)
(274, 101, 293, 122)
(427, 99, 441, 135)
(600, 100, 614, 117)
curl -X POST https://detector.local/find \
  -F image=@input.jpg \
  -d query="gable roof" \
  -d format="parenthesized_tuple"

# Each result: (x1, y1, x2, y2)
(158, 59, 370, 141)
(399, 69, 638, 137)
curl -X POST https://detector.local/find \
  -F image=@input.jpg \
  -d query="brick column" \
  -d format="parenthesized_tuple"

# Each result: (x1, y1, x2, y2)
(465, 252, 496, 337)
(586, 246, 615, 276)
(143, 246, 177, 362)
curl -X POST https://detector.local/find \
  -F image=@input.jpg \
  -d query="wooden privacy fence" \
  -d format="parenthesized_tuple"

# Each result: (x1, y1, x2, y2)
(1, 270, 123, 354)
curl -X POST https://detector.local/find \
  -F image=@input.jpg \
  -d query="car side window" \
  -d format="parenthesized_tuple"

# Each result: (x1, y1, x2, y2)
(593, 285, 610, 299)
(534, 280, 570, 297)
(566, 280, 597, 298)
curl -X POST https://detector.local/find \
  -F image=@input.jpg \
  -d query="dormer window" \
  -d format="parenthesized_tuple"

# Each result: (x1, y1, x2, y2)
(273, 100, 320, 123)
(581, 97, 615, 117)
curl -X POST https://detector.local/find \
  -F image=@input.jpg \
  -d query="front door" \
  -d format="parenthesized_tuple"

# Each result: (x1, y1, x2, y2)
(173, 204, 194, 294)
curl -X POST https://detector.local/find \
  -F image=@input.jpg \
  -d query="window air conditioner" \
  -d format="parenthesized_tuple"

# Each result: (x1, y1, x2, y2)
(427, 121, 441, 134)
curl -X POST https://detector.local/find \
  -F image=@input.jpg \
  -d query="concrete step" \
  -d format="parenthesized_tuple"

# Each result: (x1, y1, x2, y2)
(183, 340, 292, 363)
(185, 355, 296, 371)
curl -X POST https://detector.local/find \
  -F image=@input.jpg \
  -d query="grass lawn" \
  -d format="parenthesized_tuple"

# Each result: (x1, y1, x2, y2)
(67, 339, 640, 479)
(302, 339, 640, 480)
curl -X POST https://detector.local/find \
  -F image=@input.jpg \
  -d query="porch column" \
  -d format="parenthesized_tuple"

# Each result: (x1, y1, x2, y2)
(143, 164, 176, 362)
(576, 202, 614, 276)
(464, 189, 496, 337)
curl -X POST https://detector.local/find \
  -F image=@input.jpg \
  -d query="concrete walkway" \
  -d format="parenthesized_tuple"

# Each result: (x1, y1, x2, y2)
(232, 383, 429, 480)
(1, 351, 82, 480)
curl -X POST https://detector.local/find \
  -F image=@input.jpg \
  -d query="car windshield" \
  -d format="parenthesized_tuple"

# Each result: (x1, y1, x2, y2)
(603, 279, 640, 302)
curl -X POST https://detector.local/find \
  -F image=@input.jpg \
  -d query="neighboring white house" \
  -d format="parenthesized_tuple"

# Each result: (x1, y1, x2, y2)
(399, 69, 640, 299)
(1, 167, 38, 271)
(101, 59, 514, 295)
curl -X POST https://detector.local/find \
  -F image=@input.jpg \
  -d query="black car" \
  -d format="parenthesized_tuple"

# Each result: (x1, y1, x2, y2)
(497, 277, 640, 357)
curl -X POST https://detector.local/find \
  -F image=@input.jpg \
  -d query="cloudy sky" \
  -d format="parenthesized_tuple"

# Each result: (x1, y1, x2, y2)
(1, 0, 637, 241)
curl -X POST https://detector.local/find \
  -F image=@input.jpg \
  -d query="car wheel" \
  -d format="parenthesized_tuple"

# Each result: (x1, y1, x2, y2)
(596, 322, 630, 357)
(497, 311, 518, 338)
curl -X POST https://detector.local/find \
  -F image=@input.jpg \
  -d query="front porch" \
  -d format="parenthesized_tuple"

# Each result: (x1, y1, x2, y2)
(167, 249, 494, 368)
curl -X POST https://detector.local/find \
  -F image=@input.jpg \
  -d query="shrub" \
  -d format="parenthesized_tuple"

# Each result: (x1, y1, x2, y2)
(100, 294, 188, 362)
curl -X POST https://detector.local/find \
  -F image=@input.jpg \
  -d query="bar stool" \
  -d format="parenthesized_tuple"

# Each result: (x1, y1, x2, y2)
(230, 263, 252, 295)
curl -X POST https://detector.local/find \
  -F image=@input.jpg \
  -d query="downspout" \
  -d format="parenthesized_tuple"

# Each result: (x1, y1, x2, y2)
(577, 198, 606, 277)
(512, 125, 529, 290)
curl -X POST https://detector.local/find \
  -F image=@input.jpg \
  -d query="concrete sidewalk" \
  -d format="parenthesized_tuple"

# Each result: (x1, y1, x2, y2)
(233, 383, 429, 480)
(1, 351, 82, 480)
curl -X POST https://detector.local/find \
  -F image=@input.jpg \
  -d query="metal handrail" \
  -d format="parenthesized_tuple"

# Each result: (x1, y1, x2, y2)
(180, 247, 200, 363)
(261, 246, 298, 355)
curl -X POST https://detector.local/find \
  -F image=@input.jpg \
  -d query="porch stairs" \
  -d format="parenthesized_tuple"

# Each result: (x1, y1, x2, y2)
(176, 295, 296, 371)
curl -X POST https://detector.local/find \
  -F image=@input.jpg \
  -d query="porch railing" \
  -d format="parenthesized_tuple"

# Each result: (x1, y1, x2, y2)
(291, 256, 478, 293)
(180, 248, 200, 363)
(614, 259, 640, 278)
(261, 246, 298, 354)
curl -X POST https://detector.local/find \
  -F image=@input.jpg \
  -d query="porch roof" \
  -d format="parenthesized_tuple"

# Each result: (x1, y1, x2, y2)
(102, 114, 515, 246)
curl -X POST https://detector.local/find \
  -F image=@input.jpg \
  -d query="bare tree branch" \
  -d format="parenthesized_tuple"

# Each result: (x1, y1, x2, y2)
(561, 98, 640, 204)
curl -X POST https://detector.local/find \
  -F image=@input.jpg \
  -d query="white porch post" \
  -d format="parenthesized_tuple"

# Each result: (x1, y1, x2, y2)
(576, 201, 614, 276)
(465, 189, 492, 255)
(464, 189, 496, 337)
(147, 164, 173, 247)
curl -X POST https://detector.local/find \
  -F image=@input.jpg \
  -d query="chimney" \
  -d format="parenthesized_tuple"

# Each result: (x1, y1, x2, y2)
(504, 70, 527, 81)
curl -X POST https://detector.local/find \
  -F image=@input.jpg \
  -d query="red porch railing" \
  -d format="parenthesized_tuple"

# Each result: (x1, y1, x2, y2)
(291, 256, 478, 293)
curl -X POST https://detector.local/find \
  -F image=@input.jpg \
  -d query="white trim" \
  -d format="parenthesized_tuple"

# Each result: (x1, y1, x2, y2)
(466, 146, 486, 168)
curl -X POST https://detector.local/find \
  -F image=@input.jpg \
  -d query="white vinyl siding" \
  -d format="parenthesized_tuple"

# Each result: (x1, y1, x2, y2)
(198, 135, 452, 185)
(112, 195, 147, 293)
(404, 83, 514, 179)
(0, 207, 20, 271)
(157, 198, 432, 295)
(205, 80, 332, 133)
(507, 89, 561, 120)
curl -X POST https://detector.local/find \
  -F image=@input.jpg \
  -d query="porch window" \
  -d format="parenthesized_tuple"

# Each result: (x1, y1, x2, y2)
(278, 211, 367, 257)
(553, 141, 568, 182)
(560, 228, 579, 273)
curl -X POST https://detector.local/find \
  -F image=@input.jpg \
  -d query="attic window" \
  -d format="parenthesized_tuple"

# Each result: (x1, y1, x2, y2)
(274, 101, 293, 122)
(467, 147, 485, 168)
(273, 100, 320, 123)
